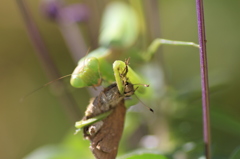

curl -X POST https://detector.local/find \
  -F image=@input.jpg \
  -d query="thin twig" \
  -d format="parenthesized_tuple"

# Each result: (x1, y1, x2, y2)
(196, 0, 211, 158)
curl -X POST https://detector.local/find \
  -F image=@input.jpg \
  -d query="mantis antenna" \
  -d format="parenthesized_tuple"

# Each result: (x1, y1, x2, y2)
(131, 83, 154, 113)
(134, 94, 154, 113)
(20, 74, 73, 102)
(21, 55, 102, 102)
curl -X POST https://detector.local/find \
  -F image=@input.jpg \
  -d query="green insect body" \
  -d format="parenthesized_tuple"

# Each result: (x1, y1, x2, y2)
(70, 48, 114, 88)
(70, 48, 147, 94)
(72, 42, 199, 133)
(71, 1, 200, 139)
(70, 0, 199, 91)
(74, 60, 141, 134)
(70, 57, 101, 88)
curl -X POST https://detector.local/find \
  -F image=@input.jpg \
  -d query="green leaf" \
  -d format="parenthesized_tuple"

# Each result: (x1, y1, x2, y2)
(23, 131, 93, 159)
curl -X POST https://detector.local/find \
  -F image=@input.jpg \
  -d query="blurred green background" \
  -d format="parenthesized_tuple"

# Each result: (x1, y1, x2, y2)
(1, 0, 240, 159)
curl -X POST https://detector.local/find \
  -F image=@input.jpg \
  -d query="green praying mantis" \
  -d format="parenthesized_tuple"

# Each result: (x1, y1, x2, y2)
(72, 1, 200, 133)
(14, 1, 200, 134)
(74, 57, 146, 134)
(70, 39, 199, 91)
(73, 39, 199, 133)
(18, 1, 200, 140)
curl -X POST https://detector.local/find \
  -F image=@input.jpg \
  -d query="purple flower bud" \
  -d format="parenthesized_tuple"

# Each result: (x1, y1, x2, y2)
(40, 0, 63, 20)
(40, 0, 89, 23)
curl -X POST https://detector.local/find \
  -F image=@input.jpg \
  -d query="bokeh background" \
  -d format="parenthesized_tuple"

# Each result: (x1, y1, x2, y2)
(1, 0, 240, 159)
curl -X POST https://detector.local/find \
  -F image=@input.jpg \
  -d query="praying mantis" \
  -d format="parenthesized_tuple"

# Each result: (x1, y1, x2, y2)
(70, 40, 199, 95)
(72, 1, 199, 133)
(75, 60, 140, 158)
(73, 39, 199, 133)
(74, 58, 145, 134)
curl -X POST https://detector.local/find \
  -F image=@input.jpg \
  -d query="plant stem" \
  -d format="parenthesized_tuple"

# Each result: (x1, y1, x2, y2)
(196, 0, 211, 158)
(17, 0, 81, 122)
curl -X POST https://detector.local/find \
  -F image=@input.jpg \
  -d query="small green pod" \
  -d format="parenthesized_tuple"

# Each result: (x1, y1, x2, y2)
(70, 57, 101, 88)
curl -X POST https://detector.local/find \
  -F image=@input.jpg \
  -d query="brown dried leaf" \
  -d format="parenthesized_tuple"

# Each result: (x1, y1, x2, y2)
(86, 99, 126, 159)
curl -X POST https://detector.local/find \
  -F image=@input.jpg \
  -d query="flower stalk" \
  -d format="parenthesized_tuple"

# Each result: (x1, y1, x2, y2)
(196, 0, 211, 158)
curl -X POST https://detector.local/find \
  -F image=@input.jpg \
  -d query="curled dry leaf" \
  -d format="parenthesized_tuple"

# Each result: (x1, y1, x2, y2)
(80, 83, 134, 159)
(87, 99, 126, 159)
(78, 60, 136, 159)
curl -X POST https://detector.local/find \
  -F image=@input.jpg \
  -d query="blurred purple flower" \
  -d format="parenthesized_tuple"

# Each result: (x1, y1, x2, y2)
(41, 0, 89, 23)
(41, 0, 63, 20)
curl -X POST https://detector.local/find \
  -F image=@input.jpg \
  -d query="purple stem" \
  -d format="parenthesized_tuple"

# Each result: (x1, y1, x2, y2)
(17, 0, 81, 122)
(196, 0, 211, 158)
